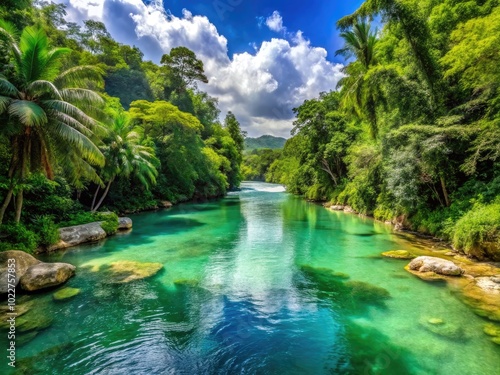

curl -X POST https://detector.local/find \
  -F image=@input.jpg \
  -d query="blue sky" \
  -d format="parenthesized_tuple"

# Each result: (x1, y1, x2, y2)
(57, 0, 366, 137)
(158, 0, 364, 63)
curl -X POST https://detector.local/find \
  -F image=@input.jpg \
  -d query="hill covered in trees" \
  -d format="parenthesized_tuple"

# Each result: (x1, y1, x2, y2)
(244, 135, 286, 151)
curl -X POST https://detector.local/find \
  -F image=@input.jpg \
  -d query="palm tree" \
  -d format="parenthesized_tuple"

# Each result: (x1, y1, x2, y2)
(0, 21, 105, 224)
(336, 21, 380, 138)
(91, 113, 158, 212)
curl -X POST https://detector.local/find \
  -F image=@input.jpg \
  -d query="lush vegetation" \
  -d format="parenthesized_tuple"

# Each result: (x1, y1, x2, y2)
(0, 1, 245, 252)
(244, 135, 286, 151)
(262, 1, 500, 258)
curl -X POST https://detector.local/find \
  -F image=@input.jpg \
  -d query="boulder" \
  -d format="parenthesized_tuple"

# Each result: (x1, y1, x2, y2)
(49, 222, 107, 251)
(107, 261, 163, 283)
(330, 205, 345, 211)
(408, 256, 463, 276)
(161, 200, 173, 208)
(0, 250, 40, 293)
(20, 262, 76, 291)
(381, 250, 415, 260)
(343, 206, 357, 213)
(53, 287, 81, 301)
(118, 217, 133, 230)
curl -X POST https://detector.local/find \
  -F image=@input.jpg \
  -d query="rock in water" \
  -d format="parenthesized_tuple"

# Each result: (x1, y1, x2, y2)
(49, 222, 107, 250)
(118, 217, 133, 230)
(107, 261, 163, 283)
(408, 256, 463, 276)
(0, 250, 40, 293)
(53, 287, 81, 301)
(381, 250, 415, 260)
(20, 263, 76, 291)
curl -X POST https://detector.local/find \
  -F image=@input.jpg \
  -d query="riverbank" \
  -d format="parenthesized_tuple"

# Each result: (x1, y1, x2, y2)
(325, 203, 500, 262)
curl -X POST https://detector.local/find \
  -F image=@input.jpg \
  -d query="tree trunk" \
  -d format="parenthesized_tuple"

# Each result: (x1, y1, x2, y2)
(0, 188, 14, 225)
(14, 188, 23, 223)
(91, 185, 100, 211)
(440, 176, 450, 207)
(320, 159, 338, 186)
(92, 178, 114, 212)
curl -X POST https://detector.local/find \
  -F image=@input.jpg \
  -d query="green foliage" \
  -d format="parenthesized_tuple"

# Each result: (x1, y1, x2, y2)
(0, 223, 39, 253)
(242, 149, 281, 181)
(97, 212, 119, 235)
(244, 135, 286, 151)
(31, 215, 59, 247)
(452, 200, 500, 253)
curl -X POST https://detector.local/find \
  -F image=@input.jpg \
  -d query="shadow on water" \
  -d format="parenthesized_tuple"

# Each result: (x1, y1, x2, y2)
(295, 265, 415, 374)
(151, 217, 206, 234)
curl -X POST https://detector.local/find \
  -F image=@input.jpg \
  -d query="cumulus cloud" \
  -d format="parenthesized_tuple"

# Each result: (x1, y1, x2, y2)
(55, 0, 344, 137)
(265, 11, 285, 33)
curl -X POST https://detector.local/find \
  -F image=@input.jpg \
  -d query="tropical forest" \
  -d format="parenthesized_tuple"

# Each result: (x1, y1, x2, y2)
(0, 1, 499, 374)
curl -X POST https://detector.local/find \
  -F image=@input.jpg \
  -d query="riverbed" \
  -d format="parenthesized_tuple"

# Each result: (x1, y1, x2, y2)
(3, 182, 499, 374)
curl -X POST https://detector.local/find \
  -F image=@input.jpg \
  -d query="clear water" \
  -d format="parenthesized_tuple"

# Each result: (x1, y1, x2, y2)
(2, 182, 499, 374)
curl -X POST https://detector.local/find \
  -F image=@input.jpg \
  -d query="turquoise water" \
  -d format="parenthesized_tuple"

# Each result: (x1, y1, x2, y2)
(2, 182, 500, 374)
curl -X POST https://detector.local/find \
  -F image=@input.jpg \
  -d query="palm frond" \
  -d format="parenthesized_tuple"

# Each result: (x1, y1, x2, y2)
(42, 48, 71, 81)
(0, 20, 22, 66)
(19, 26, 49, 83)
(0, 95, 12, 113)
(54, 65, 104, 88)
(0, 76, 20, 97)
(26, 80, 62, 100)
(8, 100, 47, 127)
(51, 120, 105, 166)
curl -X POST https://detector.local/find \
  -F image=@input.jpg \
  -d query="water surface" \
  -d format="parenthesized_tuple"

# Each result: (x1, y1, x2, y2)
(3, 182, 500, 374)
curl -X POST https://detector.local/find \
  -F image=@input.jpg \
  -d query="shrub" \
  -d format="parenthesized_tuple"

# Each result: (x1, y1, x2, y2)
(451, 201, 500, 252)
(0, 223, 39, 253)
(96, 212, 119, 235)
(31, 215, 60, 247)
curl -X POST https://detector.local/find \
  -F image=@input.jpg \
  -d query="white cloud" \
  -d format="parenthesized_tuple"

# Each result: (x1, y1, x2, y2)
(55, 0, 344, 137)
(265, 11, 285, 33)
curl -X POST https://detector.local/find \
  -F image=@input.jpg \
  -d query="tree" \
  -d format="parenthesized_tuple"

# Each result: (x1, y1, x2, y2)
(337, 0, 441, 107)
(335, 21, 380, 138)
(160, 47, 208, 113)
(0, 22, 105, 223)
(160, 46, 208, 91)
(91, 113, 158, 212)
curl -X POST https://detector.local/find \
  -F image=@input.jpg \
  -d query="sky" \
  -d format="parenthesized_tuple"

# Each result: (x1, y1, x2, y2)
(55, 0, 365, 137)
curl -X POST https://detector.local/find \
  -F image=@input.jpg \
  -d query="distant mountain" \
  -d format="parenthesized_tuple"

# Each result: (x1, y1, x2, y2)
(245, 135, 287, 150)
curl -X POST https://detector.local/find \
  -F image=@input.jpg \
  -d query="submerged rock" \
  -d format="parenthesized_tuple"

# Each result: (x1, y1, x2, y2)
(483, 323, 500, 338)
(20, 263, 76, 291)
(381, 250, 415, 260)
(0, 250, 40, 293)
(17, 313, 53, 333)
(107, 261, 163, 283)
(408, 256, 463, 276)
(419, 318, 466, 340)
(53, 287, 81, 301)
(345, 280, 391, 305)
(460, 279, 500, 322)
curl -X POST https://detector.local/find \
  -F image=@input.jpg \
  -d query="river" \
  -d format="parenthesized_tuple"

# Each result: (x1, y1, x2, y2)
(3, 182, 500, 374)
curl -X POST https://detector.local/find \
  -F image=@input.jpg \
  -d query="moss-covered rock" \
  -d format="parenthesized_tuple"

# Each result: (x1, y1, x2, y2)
(428, 318, 444, 325)
(107, 261, 164, 283)
(483, 323, 500, 337)
(345, 280, 391, 305)
(17, 313, 53, 333)
(381, 250, 415, 259)
(53, 287, 81, 301)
